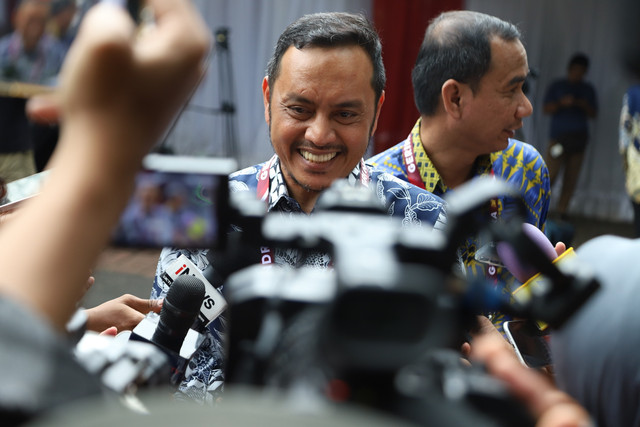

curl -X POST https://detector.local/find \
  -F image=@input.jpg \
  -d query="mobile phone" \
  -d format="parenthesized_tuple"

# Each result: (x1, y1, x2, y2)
(0, 171, 50, 214)
(503, 319, 552, 369)
(110, 154, 236, 249)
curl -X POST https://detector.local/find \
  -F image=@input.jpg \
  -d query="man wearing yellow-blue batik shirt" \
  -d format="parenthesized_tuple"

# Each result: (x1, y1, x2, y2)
(367, 11, 550, 332)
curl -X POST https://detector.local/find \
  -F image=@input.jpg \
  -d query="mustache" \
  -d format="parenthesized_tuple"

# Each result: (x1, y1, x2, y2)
(292, 141, 345, 152)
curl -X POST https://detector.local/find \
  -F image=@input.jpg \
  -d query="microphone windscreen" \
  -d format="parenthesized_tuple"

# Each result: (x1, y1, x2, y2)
(165, 275, 206, 314)
(153, 275, 205, 353)
(497, 223, 557, 283)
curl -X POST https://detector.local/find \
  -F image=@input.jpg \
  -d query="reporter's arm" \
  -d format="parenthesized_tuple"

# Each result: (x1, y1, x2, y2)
(84, 294, 163, 333)
(0, 0, 210, 331)
(471, 335, 592, 427)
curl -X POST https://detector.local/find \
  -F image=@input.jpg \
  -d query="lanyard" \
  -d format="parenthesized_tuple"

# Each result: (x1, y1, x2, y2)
(256, 157, 370, 265)
(256, 156, 276, 264)
(402, 135, 500, 284)
(402, 135, 426, 189)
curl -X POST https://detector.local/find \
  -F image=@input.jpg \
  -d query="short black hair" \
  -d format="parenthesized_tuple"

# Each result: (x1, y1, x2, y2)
(265, 12, 385, 105)
(568, 52, 590, 70)
(412, 10, 522, 116)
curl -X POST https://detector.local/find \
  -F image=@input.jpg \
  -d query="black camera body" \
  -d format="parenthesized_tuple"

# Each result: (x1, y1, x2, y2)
(217, 178, 598, 426)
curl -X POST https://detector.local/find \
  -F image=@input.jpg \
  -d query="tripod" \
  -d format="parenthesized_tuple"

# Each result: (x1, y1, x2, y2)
(157, 27, 238, 159)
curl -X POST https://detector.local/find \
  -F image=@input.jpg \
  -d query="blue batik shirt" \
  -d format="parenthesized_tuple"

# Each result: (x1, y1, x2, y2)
(367, 119, 550, 330)
(151, 155, 447, 403)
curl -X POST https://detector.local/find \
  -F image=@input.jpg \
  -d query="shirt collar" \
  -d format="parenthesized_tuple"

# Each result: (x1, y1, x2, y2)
(265, 155, 368, 212)
(412, 118, 494, 194)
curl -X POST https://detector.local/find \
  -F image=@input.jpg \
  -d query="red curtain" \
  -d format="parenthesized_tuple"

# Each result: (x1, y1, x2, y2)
(372, 0, 462, 154)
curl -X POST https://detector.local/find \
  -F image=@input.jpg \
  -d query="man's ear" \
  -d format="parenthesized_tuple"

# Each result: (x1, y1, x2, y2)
(441, 79, 468, 119)
(262, 76, 270, 125)
(370, 90, 385, 136)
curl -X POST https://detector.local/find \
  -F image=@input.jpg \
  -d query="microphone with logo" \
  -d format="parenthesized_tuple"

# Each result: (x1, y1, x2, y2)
(130, 274, 206, 385)
(73, 275, 207, 396)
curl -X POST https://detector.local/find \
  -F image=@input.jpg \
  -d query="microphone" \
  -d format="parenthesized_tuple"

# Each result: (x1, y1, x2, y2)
(496, 223, 558, 283)
(159, 254, 227, 329)
(74, 276, 208, 394)
(495, 223, 587, 329)
(152, 274, 205, 353)
(129, 275, 208, 385)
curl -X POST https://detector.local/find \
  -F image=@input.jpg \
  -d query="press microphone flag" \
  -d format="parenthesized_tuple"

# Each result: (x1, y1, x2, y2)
(160, 254, 227, 327)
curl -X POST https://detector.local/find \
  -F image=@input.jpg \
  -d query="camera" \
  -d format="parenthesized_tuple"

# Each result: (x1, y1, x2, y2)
(111, 154, 236, 249)
(74, 174, 599, 426)
(214, 177, 599, 426)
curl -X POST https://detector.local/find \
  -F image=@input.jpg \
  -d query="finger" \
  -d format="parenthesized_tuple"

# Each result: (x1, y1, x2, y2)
(74, 2, 135, 47)
(100, 326, 118, 336)
(460, 342, 471, 358)
(26, 93, 63, 124)
(554, 241, 567, 257)
(472, 335, 559, 417)
(60, 3, 136, 103)
(148, 298, 163, 313)
(133, 0, 210, 74)
(125, 295, 163, 314)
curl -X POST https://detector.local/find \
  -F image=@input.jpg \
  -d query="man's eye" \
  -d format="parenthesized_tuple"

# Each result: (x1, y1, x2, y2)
(336, 111, 358, 122)
(287, 106, 308, 115)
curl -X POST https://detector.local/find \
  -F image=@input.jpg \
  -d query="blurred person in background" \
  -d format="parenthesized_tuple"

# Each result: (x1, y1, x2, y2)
(0, 0, 65, 182)
(543, 53, 598, 221)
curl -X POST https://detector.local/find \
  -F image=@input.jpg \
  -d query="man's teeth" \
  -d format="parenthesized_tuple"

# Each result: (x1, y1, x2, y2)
(301, 151, 337, 163)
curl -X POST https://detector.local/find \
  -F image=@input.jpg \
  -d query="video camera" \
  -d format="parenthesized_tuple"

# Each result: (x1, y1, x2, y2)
(72, 170, 599, 426)
(210, 176, 599, 426)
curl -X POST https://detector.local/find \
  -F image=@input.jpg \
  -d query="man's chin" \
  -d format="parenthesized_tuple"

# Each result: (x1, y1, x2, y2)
(289, 173, 333, 194)
(298, 181, 331, 194)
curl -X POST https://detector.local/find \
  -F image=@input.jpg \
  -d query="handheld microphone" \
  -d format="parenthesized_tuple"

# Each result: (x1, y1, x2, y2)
(159, 254, 227, 328)
(496, 223, 557, 283)
(152, 274, 205, 353)
(74, 276, 208, 394)
(494, 223, 592, 329)
(129, 275, 207, 385)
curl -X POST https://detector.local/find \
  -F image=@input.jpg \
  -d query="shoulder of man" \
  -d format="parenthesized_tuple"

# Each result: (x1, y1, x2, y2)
(491, 139, 550, 227)
(228, 160, 269, 193)
(370, 169, 447, 230)
(493, 139, 547, 174)
(366, 140, 406, 179)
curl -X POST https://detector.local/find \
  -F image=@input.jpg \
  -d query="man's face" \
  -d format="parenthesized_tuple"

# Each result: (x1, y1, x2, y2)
(14, 2, 50, 52)
(567, 64, 587, 83)
(262, 45, 384, 199)
(460, 37, 533, 155)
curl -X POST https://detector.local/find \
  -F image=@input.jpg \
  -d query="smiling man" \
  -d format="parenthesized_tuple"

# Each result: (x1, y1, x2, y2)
(368, 11, 550, 330)
(151, 12, 447, 402)
(262, 43, 382, 212)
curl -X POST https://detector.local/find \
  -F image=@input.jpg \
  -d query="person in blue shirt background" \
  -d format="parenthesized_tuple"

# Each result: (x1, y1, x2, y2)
(543, 52, 598, 221)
